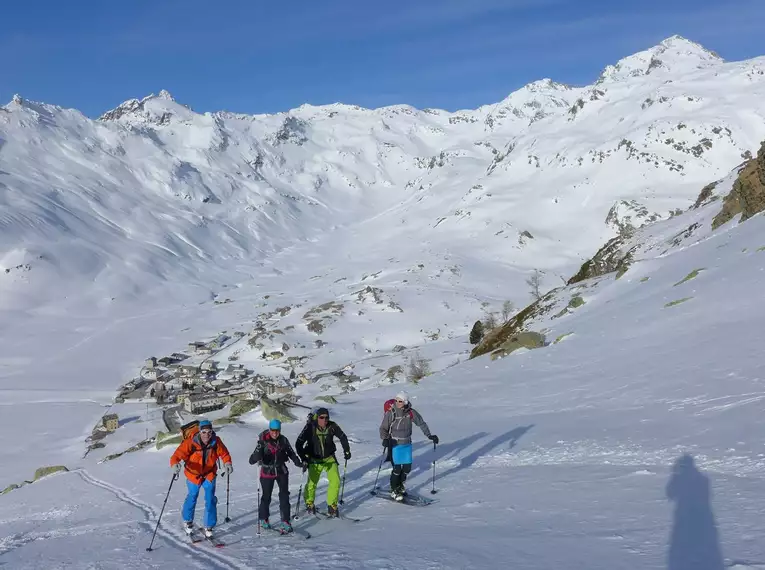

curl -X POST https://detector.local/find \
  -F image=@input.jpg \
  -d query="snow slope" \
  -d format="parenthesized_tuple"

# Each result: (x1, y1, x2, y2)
(1, 35, 764, 422)
(2, 160, 765, 568)
(2, 35, 765, 568)
(2, 35, 765, 312)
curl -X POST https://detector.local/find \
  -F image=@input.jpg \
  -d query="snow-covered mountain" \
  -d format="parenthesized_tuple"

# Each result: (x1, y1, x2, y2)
(2, 35, 764, 314)
(472, 138, 765, 361)
(2, 129, 765, 569)
(3, 34, 765, 569)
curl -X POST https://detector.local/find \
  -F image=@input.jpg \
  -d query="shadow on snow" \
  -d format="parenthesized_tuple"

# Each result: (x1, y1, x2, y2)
(666, 453, 724, 570)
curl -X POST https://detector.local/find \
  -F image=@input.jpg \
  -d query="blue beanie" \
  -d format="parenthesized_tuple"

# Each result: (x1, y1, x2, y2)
(269, 419, 282, 430)
(199, 420, 212, 430)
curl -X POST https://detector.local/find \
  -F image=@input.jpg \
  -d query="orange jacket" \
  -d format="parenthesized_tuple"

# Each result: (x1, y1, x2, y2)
(170, 432, 232, 485)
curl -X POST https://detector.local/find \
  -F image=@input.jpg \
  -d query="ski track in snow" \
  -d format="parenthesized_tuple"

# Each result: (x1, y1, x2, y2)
(0, 521, 134, 558)
(75, 469, 245, 570)
(73, 469, 373, 569)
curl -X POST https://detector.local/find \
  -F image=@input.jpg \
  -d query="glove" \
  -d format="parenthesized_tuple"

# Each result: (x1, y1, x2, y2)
(344, 450, 352, 460)
(302, 463, 308, 473)
(382, 438, 390, 448)
(172, 463, 182, 475)
(429, 435, 439, 445)
(294, 460, 304, 469)
(224, 463, 233, 476)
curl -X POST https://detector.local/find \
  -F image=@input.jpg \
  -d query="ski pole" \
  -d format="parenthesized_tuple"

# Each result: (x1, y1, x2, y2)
(257, 484, 261, 537)
(146, 473, 178, 552)
(224, 469, 231, 523)
(294, 467, 307, 520)
(430, 441, 438, 495)
(339, 458, 348, 505)
(370, 447, 387, 495)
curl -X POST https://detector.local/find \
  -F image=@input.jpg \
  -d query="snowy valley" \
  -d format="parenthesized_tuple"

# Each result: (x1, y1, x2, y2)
(2, 35, 765, 569)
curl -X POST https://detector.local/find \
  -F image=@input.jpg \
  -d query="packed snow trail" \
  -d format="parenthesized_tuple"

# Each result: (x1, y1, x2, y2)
(77, 470, 246, 569)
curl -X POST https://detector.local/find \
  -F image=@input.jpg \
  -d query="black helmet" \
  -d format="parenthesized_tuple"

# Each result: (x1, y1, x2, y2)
(315, 407, 330, 419)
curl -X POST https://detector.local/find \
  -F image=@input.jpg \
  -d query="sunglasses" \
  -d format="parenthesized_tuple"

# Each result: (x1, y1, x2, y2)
(318, 415, 328, 419)
(200, 428, 212, 434)
(395, 399, 405, 404)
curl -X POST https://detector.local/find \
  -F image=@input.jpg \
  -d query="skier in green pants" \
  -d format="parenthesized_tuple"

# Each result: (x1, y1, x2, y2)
(295, 407, 351, 517)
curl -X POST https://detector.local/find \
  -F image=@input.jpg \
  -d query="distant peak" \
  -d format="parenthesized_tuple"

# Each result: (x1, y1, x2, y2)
(157, 89, 175, 101)
(11, 93, 23, 105)
(660, 34, 697, 47)
(98, 98, 142, 121)
(98, 90, 189, 122)
(596, 35, 723, 84)
(660, 34, 713, 53)
(524, 78, 571, 92)
(657, 34, 723, 60)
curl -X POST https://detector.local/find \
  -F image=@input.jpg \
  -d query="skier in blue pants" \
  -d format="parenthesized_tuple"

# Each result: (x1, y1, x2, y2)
(182, 478, 218, 528)
(170, 419, 233, 538)
(379, 391, 438, 500)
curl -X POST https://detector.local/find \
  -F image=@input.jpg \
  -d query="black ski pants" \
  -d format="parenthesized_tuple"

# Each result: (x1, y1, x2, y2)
(259, 472, 290, 522)
(390, 463, 411, 491)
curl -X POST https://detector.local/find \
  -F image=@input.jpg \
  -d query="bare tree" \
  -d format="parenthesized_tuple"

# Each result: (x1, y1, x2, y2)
(526, 269, 543, 301)
(407, 352, 431, 382)
(482, 312, 498, 331)
(501, 300, 515, 322)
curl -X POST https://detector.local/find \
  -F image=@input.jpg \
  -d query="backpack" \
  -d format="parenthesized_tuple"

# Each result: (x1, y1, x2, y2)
(180, 420, 200, 440)
(383, 399, 413, 418)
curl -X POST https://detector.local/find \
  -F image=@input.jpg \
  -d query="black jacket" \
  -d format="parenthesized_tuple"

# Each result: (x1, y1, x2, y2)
(249, 430, 302, 478)
(295, 420, 350, 462)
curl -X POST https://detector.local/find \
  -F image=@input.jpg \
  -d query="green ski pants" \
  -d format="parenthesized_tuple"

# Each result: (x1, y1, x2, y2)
(304, 458, 340, 507)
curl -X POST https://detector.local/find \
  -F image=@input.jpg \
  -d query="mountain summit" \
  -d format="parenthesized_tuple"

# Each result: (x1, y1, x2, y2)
(98, 89, 189, 123)
(597, 34, 724, 83)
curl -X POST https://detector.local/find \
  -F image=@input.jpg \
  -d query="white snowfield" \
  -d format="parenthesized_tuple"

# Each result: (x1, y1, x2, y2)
(1, 35, 764, 569)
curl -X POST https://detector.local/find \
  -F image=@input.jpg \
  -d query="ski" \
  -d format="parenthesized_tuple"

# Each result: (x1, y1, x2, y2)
(373, 491, 435, 507)
(189, 525, 224, 547)
(258, 525, 311, 539)
(199, 532, 225, 548)
(184, 526, 204, 544)
(314, 511, 369, 523)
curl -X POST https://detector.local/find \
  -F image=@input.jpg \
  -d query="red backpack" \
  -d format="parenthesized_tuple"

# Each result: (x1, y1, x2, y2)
(384, 398, 413, 418)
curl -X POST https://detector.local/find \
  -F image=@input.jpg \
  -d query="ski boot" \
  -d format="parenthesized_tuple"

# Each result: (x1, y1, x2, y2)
(259, 518, 271, 529)
(277, 520, 294, 533)
(327, 504, 339, 518)
(391, 486, 405, 502)
(203, 527, 215, 539)
(305, 502, 316, 515)
(183, 521, 195, 536)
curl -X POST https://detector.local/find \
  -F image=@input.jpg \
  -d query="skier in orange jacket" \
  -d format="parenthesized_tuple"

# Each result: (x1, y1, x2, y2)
(170, 419, 232, 538)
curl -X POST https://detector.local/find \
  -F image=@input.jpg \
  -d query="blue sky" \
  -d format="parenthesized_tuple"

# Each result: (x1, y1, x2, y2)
(2, 0, 764, 117)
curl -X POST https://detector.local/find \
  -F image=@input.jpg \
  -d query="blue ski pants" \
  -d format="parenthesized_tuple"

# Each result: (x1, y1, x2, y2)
(182, 477, 217, 528)
(390, 443, 413, 491)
